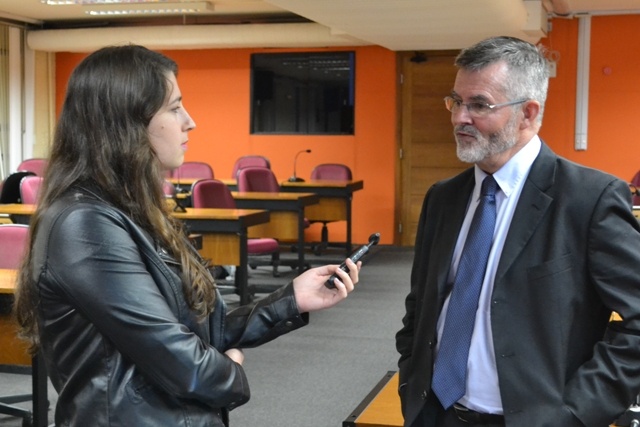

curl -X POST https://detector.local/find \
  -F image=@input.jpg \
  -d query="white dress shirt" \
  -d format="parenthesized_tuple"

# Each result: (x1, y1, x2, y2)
(435, 136, 542, 414)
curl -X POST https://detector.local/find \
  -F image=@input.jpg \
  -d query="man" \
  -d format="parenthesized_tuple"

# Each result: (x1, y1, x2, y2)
(395, 36, 640, 427)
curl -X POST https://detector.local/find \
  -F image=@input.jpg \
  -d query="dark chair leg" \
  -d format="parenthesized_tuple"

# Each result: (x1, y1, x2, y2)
(313, 222, 330, 256)
(0, 403, 32, 426)
(271, 252, 280, 277)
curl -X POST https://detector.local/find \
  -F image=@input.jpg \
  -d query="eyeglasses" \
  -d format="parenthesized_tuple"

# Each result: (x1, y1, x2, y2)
(444, 96, 528, 118)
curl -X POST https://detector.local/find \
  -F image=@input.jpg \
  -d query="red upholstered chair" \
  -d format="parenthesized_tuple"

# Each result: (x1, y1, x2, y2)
(631, 170, 640, 206)
(311, 163, 353, 181)
(17, 158, 48, 176)
(231, 155, 270, 179)
(0, 224, 34, 425)
(171, 161, 214, 180)
(191, 179, 281, 277)
(236, 166, 280, 193)
(19, 176, 44, 205)
(0, 224, 29, 269)
(310, 163, 353, 255)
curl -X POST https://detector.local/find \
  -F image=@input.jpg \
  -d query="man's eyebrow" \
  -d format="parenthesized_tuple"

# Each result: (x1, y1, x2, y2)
(169, 96, 182, 105)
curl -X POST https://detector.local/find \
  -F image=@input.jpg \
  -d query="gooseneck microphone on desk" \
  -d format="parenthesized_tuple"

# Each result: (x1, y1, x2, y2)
(288, 149, 311, 182)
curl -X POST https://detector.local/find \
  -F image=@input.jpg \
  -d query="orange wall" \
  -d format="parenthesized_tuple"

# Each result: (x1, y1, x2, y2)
(540, 15, 640, 182)
(55, 15, 640, 246)
(55, 46, 398, 246)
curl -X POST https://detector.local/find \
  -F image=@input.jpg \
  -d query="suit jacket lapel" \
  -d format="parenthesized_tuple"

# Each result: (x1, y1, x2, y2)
(435, 170, 476, 298)
(495, 143, 555, 283)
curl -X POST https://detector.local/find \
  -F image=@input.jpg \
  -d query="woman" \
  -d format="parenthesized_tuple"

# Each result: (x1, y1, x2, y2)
(13, 45, 360, 427)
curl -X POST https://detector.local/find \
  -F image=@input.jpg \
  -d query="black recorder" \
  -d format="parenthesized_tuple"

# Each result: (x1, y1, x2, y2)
(325, 232, 380, 289)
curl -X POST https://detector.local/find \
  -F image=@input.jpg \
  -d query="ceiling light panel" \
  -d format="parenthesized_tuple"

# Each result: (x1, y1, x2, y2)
(43, 1, 171, 4)
(81, 1, 214, 15)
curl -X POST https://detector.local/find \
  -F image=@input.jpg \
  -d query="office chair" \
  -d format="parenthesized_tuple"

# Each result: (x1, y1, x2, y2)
(231, 155, 270, 179)
(630, 170, 640, 206)
(19, 176, 44, 205)
(191, 179, 281, 277)
(16, 158, 47, 177)
(0, 172, 36, 204)
(311, 163, 352, 182)
(0, 224, 36, 427)
(237, 167, 312, 260)
(236, 166, 280, 193)
(309, 163, 353, 255)
(171, 161, 214, 180)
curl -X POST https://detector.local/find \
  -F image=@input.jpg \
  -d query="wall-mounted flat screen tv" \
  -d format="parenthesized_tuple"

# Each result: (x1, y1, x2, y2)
(250, 51, 355, 135)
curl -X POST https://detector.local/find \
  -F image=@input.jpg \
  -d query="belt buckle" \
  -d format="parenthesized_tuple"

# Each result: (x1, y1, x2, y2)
(453, 403, 472, 424)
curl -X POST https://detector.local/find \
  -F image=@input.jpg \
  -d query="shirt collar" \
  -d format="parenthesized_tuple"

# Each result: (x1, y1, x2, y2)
(473, 135, 541, 199)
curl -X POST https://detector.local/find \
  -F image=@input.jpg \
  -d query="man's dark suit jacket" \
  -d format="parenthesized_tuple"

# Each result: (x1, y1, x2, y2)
(396, 142, 640, 427)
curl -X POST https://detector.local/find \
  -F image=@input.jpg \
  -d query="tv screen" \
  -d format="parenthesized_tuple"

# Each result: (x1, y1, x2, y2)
(250, 51, 355, 135)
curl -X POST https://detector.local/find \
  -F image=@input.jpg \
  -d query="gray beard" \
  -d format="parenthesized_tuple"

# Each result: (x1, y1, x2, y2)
(455, 117, 518, 164)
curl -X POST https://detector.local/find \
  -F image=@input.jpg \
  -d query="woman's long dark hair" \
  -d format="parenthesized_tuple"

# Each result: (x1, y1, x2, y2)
(14, 45, 216, 353)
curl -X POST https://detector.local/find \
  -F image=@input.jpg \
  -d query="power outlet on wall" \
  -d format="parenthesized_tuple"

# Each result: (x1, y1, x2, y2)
(548, 60, 557, 78)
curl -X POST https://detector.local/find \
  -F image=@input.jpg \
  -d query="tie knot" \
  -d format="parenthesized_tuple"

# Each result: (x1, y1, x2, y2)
(481, 175, 498, 197)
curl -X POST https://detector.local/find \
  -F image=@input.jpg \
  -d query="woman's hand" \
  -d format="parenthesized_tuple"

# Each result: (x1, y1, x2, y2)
(293, 258, 360, 313)
(225, 348, 244, 365)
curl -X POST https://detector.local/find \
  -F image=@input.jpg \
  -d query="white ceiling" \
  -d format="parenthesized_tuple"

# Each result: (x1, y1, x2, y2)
(1, 0, 640, 52)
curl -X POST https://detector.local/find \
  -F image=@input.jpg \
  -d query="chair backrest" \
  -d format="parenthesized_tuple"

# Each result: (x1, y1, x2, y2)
(20, 176, 44, 205)
(17, 158, 48, 176)
(232, 155, 271, 178)
(631, 170, 640, 205)
(191, 179, 237, 209)
(237, 167, 280, 193)
(0, 171, 36, 204)
(311, 163, 353, 181)
(171, 162, 214, 180)
(0, 224, 29, 269)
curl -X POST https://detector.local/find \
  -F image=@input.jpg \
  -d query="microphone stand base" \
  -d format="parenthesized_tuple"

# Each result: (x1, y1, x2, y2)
(288, 177, 305, 182)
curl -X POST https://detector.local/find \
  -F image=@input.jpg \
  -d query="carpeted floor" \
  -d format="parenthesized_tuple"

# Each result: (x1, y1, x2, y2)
(0, 245, 413, 427)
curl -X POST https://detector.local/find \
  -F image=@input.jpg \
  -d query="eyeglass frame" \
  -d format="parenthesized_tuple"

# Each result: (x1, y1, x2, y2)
(444, 96, 528, 117)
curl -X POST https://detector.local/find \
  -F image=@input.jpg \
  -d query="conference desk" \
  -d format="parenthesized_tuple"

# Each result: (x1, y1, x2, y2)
(0, 204, 270, 304)
(0, 269, 49, 427)
(231, 192, 319, 274)
(171, 207, 271, 304)
(343, 371, 402, 427)
(168, 177, 364, 255)
(280, 179, 364, 253)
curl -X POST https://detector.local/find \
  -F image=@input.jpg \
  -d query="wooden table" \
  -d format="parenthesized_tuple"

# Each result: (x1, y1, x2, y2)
(343, 371, 403, 427)
(280, 179, 364, 253)
(0, 269, 49, 427)
(0, 204, 271, 304)
(231, 192, 319, 273)
(171, 207, 270, 303)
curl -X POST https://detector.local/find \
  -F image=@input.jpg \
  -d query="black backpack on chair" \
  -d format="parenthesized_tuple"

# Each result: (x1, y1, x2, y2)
(0, 171, 36, 204)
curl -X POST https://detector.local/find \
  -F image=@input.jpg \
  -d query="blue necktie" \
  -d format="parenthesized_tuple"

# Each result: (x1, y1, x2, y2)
(431, 175, 499, 410)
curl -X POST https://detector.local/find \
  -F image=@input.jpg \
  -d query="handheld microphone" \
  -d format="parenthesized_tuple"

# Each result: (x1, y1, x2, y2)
(288, 149, 311, 182)
(325, 232, 380, 289)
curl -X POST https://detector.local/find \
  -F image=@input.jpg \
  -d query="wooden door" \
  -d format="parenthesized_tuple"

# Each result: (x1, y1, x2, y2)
(398, 51, 468, 246)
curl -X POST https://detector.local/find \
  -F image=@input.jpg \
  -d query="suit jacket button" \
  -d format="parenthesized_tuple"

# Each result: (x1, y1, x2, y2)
(421, 390, 428, 400)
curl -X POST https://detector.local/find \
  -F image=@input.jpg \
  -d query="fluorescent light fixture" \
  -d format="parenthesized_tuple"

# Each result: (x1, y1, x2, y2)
(82, 1, 213, 15)
(43, 1, 174, 4)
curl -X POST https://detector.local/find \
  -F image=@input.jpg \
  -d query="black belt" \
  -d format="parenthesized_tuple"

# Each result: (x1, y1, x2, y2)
(452, 404, 505, 425)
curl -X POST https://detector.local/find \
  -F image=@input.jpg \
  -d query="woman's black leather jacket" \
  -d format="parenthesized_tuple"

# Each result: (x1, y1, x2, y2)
(30, 187, 308, 426)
